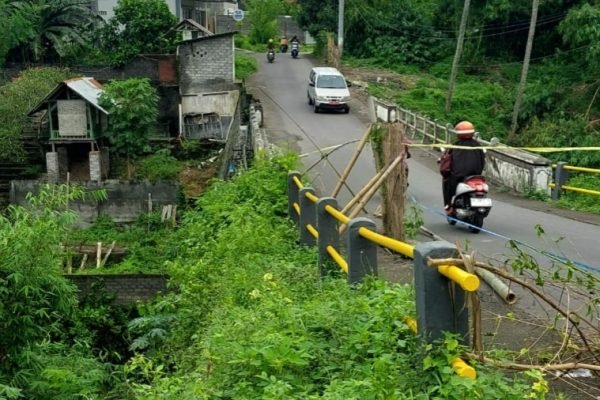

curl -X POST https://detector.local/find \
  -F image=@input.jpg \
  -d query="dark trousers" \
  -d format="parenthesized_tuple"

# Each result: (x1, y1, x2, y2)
(442, 175, 464, 207)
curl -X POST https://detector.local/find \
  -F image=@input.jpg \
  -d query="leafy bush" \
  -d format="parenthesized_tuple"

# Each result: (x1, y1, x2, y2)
(121, 154, 545, 399)
(0, 67, 74, 162)
(99, 78, 159, 178)
(135, 149, 182, 182)
(556, 174, 600, 215)
(235, 53, 258, 80)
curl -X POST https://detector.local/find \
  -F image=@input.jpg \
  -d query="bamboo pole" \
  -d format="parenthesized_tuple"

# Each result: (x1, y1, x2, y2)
(96, 242, 102, 268)
(78, 254, 88, 271)
(331, 124, 372, 197)
(100, 240, 116, 268)
(340, 167, 387, 215)
(339, 156, 403, 235)
(474, 266, 517, 304)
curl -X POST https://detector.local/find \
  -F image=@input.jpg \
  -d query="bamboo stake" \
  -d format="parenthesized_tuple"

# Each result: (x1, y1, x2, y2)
(172, 205, 177, 227)
(66, 254, 73, 274)
(467, 354, 600, 372)
(331, 124, 372, 198)
(339, 156, 403, 235)
(340, 167, 387, 215)
(100, 240, 116, 267)
(96, 242, 102, 268)
(78, 254, 88, 271)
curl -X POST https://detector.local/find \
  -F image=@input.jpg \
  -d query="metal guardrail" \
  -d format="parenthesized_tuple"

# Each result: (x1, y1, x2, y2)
(551, 162, 600, 199)
(288, 171, 478, 379)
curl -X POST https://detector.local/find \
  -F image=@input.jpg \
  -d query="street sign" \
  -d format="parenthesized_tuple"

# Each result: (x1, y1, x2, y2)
(232, 9, 244, 22)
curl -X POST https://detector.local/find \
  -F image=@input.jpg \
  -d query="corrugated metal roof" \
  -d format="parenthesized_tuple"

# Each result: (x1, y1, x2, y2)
(65, 77, 108, 114)
(28, 77, 108, 116)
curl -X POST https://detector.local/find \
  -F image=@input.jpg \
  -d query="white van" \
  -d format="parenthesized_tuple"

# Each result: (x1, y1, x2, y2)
(307, 67, 351, 114)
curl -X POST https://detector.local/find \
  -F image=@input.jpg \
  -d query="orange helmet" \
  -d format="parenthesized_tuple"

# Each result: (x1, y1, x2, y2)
(454, 121, 475, 138)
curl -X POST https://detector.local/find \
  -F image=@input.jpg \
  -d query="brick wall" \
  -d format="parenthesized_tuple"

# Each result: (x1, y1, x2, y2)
(179, 33, 235, 94)
(65, 274, 170, 306)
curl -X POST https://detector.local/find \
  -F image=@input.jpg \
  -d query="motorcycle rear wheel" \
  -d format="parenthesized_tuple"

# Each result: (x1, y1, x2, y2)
(468, 214, 484, 234)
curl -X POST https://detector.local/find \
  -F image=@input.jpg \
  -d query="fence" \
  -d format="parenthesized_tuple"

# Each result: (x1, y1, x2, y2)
(551, 162, 600, 200)
(372, 98, 553, 194)
(287, 171, 479, 379)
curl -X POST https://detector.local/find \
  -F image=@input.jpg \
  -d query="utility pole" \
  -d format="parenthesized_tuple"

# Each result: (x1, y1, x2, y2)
(338, 0, 345, 58)
(445, 0, 471, 114)
(510, 0, 539, 139)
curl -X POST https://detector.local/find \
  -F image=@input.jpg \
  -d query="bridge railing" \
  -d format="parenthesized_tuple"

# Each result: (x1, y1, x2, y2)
(288, 171, 479, 379)
(550, 162, 600, 200)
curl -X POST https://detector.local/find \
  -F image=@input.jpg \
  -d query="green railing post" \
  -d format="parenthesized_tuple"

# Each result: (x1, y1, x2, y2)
(414, 242, 469, 344)
(346, 218, 377, 284)
(316, 197, 339, 277)
(552, 162, 569, 200)
(299, 187, 317, 246)
(287, 171, 302, 224)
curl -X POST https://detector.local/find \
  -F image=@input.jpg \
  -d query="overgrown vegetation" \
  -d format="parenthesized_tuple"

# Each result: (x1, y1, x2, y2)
(99, 78, 159, 179)
(117, 154, 546, 399)
(235, 52, 258, 80)
(0, 67, 74, 162)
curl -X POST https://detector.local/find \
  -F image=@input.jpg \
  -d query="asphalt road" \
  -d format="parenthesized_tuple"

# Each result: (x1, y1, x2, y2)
(247, 50, 600, 282)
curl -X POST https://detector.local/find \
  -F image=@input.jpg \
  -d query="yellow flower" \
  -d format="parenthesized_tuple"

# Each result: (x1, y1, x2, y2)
(263, 272, 273, 281)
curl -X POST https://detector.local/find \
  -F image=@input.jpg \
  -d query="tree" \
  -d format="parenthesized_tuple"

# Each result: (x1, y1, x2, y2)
(99, 78, 159, 179)
(559, 3, 600, 69)
(247, 0, 282, 44)
(445, 0, 471, 113)
(509, 0, 540, 139)
(0, 0, 34, 65)
(98, 0, 177, 66)
(0, 67, 74, 163)
(9, 0, 95, 62)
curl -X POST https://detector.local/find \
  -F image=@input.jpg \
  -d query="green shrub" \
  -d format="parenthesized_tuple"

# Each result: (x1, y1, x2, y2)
(556, 174, 600, 214)
(235, 53, 258, 80)
(135, 149, 182, 182)
(0, 67, 74, 162)
(121, 154, 545, 399)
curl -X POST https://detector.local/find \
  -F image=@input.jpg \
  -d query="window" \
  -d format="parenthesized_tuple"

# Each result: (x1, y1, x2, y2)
(317, 75, 346, 89)
(99, 10, 107, 16)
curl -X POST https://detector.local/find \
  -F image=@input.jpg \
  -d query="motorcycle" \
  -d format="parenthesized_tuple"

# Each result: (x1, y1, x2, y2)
(290, 42, 299, 58)
(280, 43, 288, 53)
(447, 175, 492, 233)
(267, 49, 275, 63)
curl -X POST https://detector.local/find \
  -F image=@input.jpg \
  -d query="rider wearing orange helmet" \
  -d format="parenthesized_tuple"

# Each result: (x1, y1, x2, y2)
(442, 121, 485, 213)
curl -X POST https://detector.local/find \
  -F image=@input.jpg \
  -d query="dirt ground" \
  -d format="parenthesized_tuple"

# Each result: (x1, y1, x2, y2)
(341, 64, 600, 399)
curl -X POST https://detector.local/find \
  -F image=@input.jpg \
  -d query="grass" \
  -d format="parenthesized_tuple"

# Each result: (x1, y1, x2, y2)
(235, 52, 258, 80)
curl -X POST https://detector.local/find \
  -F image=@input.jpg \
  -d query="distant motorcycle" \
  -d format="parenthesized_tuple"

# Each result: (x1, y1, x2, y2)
(280, 44, 288, 53)
(290, 42, 299, 58)
(267, 49, 275, 63)
(447, 175, 492, 233)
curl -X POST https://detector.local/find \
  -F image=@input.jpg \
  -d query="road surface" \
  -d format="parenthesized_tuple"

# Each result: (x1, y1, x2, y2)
(246, 51, 600, 310)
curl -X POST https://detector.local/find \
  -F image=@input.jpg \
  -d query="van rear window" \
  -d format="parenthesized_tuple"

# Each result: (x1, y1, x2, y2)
(317, 75, 346, 89)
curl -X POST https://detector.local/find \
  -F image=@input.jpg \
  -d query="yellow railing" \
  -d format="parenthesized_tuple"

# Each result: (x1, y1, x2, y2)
(289, 172, 478, 380)
(404, 317, 476, 379)
(552, 163, 600, 198)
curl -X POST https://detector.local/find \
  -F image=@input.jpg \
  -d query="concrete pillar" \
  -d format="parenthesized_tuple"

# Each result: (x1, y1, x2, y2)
(346, 218, 377, 284)
(298, 187, 317, 246)
(89, 151, 101, 182)
(287, 171, 301, 224)
(46, 152, 59, 182)
(100, 147, 110, 180)
(414, 241, 469, 344)
(316, 197, 339, 277)
(551, 161, 569, 200)
(57, 146, 68, 181)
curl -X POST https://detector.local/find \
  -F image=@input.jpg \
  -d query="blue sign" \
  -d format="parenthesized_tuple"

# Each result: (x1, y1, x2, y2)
(232, 9, 245, 22)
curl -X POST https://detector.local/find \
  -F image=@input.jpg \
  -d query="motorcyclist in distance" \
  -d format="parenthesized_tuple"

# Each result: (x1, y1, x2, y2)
(279, 35, 288, 52)
(267, 38, 275, 51)
(442, 121, 485, 214)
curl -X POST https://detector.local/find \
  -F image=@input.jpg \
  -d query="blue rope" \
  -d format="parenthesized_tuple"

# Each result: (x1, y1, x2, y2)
(409, 196, 600, 275)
